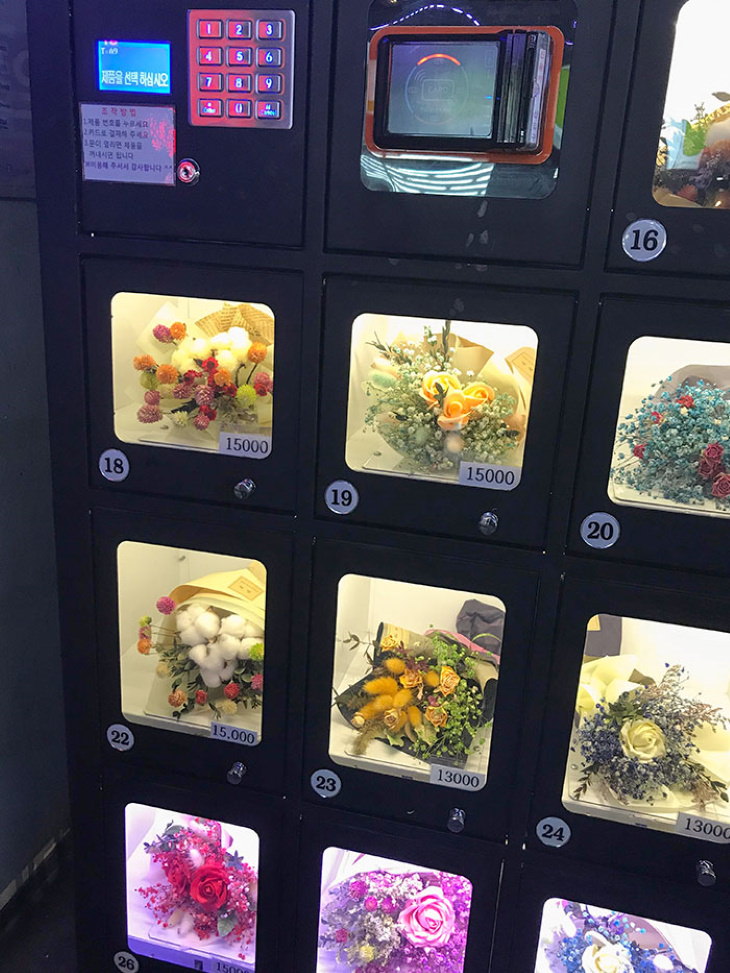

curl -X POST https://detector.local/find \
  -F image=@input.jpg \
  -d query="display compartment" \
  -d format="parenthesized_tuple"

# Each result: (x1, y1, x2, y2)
(609, 0, 730, 276)
(303, 538, 538, 839)
(72, 0, 309, 246)
(295, 806, 502, 973)
(93, 508, 292, 791)
(85, 258, 301, 512)
(102, 771, 287, 973)
(327, 0, 614, 265)
(499, 860, 726, 973)
(569, 297, 730, 574)
(529, 573, 730, 885)
(316, 276, 573, 547)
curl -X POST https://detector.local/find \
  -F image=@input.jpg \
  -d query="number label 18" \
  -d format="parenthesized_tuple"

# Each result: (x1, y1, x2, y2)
(210, 722, 258, 746)
(676, 812, 730, 844)
(430, 765, 486, 791)
(459, 463, 521, 490)
(218, 432, 271, 458)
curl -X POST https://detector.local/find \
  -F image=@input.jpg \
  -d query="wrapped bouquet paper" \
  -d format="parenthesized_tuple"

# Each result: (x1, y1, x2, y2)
(138, 567, 266, 724)
(334, 602, 502, 770)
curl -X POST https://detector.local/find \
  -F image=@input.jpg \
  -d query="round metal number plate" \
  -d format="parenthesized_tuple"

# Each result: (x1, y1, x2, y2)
(113, 951, 140, 972)
(580, 513, 620, 549)
(106, 724, 135, 752)
(536, 816, 572, 848)
(622, 219, 667, 262)
(310, 768, 342, 799)
(99, 449, 130, 482)
(325, 480, 359, 515)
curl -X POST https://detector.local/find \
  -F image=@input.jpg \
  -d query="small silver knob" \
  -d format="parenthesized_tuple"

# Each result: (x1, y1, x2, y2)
(448, 808, 466, 834)
(233, 478, 256, 501)
(697, 860, 716, 887)
(478, 511, 499, 537)
(227, 761, 247, 785)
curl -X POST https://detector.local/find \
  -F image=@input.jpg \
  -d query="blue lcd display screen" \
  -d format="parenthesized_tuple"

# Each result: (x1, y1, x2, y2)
(97, 40, 171, 94)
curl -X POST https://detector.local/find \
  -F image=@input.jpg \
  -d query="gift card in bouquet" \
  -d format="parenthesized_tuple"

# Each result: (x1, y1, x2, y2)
(329, 574, 505, 789)
(118, 543, 266, 743)
(562, 613, 730, 836)
(126, 804, 259, 971)
(609, 336, 730, 519)
(534, 898, 712, 973)
(345, 313, 537, 490)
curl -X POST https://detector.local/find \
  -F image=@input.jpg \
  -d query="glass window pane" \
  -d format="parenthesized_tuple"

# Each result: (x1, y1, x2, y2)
(563, 613, 730, 833)
(654, 0, 730, 210)
(535, 899, 712, 972)
(609, 336, 730, 518)
(112, 292, 274, 453)
(118, 542, 266, 742)
(317, 846, 472, 972)
(345, 313, 537, 487)
(126, 803, 259, 970)
(329, 574, 505, 788)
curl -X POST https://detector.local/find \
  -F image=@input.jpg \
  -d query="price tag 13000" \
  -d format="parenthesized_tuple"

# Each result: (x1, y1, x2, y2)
(676, 812, 730, 844)
(430, 765, 486, 792)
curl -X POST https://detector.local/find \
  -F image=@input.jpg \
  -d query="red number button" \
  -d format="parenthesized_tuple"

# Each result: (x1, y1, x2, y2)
(256, 100, 281, 119)
(198, 73, 223, 91)
(257, 47, 283, 67)
(257, 74, 282, 94)
(257, 20, 283, 40)
(227, 20, 252, 39)
(228, 100, 252, 118)
(198, 99, 223, 117)
(227, 47, 252, 66)
(198, 47, 223, 65)
(198, 20, 223, 38)
(228, 74, 252, 92)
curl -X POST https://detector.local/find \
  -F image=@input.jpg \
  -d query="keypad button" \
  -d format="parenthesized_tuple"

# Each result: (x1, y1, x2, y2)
(198, 47, 223, 65)
(198, 20, 223, 39)
(228, 100, 252, 118)
(227, 19, 252, 39)
(227, 47, 252, 66)
(256, 100, 282, 120)
(228, 74, 252, 93)
(257, 74, 282, 94)
(257, 47, 283, 67)
(198, 99, 223, 117)
(198, 73, 223, 92)
(257, 20, 283, 40)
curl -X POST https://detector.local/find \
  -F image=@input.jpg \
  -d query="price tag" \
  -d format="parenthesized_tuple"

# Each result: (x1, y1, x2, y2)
(325, 480, 359, 515)
(99, 449, 130, 482)
(622, 219, 667, 262)
(676, 812, 730, 844)
(218, 432, 271, 459)
(580, 512, 620, 549)
(106, 723, 135, 752)
(310, 768, 342, 798)
(113, 951, 140, 972)
(210, 722, 259, 746)
(459, 462, 521, 490)
(430, 765, 486, 792)
(536, 816, 571, 848)
(214, 961, 248, 973)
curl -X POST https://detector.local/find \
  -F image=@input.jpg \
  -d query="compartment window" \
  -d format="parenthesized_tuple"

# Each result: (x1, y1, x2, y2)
(654, 0, 730, 209)
(562, 613, 730, 834)
(317, 846, 472, 972)
(329, 574, 505, 789)
(609, 336, 730, 518)
(111, 292, 274, 455)
(118, 542, 266, 743)
(345, 313, 537, 488)
(536, 899, 712, 972)
(125, 804, 259, 969)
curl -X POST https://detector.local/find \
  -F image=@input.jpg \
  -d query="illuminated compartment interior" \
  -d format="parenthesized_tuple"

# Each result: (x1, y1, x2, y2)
(126, 804, 259, 971)
(345, 313, 537, 488)
(562, 613, 730, 834)
(535, 898, 712, 973)
(111, 292, 275, 453)
(609, 336, 730, 518)
(118, 542, 266, 741)
(654, 0, 730, 209)
(329, 574, 505, 788)
(317, 846, 472, 972)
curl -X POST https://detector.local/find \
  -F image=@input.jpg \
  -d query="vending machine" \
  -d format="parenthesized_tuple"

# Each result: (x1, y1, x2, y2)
(27, 0, 730, 971)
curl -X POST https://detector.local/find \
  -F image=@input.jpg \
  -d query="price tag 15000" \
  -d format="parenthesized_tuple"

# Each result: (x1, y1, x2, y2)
(430, 765, 486, 792)
(676, 812, 730, 844)
(219, 432, 271, 458)
(459, 462, 521, 490)
(210, 722, 259, 746)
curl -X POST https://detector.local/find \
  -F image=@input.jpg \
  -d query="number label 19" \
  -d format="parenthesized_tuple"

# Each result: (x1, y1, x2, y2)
(218, 432, 271, 459)
(210, 722, 259, 746)
(430, 765, 486, 792)
(310, 768, 342, 798)
(621, 219, 667, 262)
(536, 816, 572, 848)
(113, 951, 140, 972)
(99, 449, 130, 482)
(676, 812, 730, 844)
(106, 723, 135, 752)
(580, 512, 620, 549)
(459, 463, 521, 490)
(325, 480, 359, 515)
